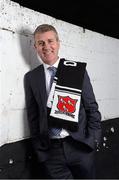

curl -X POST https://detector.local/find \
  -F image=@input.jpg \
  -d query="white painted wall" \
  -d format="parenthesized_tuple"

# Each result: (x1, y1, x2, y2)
(0, 0, 119, 146)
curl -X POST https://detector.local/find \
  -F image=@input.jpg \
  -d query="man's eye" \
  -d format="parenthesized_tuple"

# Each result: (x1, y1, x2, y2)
(49, 40, 54, 43)
(38, 42, 44, 46)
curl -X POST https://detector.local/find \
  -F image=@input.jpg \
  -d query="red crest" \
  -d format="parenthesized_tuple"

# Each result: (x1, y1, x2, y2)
(57, 96, 77, 113)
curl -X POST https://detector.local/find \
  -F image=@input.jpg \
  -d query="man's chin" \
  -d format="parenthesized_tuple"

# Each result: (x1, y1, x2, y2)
(44, 58, 56, 65)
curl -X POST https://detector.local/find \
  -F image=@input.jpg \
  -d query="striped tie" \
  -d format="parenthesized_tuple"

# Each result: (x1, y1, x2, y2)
(48, 66, 61, 137)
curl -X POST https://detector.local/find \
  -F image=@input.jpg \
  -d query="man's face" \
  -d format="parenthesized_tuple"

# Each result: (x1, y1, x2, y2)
(34, 31, 60, 65)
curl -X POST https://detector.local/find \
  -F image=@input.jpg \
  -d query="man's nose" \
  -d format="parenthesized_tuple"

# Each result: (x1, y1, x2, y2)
(43, 42, 50, 49)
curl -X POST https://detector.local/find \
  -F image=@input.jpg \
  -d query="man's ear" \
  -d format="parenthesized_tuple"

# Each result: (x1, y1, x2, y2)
(34, 43, 36, 49)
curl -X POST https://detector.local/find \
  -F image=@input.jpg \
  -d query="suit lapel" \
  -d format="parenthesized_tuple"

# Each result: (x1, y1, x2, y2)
(35, 65, 47, 111)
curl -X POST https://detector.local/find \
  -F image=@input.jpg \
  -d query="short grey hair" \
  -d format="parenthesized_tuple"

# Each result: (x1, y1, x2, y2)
(34, 24, 59, 41)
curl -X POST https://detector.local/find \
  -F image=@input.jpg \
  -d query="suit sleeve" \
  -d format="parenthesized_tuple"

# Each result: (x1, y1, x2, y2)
(24, 73, 40, 137)
(81, 70, 102, 144)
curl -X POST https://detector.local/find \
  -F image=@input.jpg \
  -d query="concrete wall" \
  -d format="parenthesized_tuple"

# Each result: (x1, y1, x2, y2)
(0, 0, 119, 146)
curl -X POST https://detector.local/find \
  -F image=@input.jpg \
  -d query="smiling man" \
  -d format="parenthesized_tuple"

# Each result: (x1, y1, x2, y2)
(34, 25, 60, 65)
(24, 24, 102, 179)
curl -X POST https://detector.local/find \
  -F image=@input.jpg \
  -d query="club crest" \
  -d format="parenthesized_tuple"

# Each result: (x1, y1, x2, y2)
(55, 95, 78, 118)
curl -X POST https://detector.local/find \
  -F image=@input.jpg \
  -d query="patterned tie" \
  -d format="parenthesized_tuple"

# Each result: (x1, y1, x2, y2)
(48, 66, 57, 90)
(48, 66, 61, 137)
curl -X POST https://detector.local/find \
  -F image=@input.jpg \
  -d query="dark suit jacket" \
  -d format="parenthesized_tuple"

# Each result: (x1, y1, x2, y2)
(24, 62, 101, 162)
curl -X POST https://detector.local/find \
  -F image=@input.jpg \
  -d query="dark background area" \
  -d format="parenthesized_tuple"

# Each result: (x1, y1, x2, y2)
(12, 0, 119, 39)
(0, 118, 119, 179)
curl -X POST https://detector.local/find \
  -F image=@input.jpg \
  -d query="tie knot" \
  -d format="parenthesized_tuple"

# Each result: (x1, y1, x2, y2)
(48, 66, 57, 76)
(48, 66, 56, 72)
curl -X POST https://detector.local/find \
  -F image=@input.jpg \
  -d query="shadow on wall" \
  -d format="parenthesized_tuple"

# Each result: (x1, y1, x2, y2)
(18, 28, 41, 70)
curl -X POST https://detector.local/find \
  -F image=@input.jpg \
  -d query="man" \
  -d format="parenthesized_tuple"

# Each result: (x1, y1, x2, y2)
(24, 24, 101, 179)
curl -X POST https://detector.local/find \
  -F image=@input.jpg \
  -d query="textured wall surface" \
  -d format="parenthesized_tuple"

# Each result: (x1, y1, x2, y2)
(0, 0, 119, 146)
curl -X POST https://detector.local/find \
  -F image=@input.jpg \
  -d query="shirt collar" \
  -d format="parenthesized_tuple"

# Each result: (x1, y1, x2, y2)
(43, 58, 60, 71)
